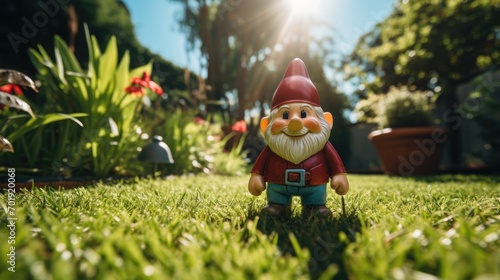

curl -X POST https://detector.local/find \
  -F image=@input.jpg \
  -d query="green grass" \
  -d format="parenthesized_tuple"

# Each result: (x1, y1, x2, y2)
(1, 174, 499, 279)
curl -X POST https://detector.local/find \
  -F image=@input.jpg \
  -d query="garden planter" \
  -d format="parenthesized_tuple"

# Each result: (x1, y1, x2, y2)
(368, 127, 449, 176)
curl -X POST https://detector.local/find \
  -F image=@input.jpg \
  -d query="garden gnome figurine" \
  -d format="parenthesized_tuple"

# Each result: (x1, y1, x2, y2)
(248, 58, 349, 217)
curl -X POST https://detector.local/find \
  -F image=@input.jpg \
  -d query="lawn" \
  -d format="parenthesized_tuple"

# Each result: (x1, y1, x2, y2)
(1, 174, 499, 279)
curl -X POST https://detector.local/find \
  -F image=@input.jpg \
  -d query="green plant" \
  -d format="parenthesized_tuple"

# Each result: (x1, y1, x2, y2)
(356, 87, 434, 129)
(155, 109, 213, 175)
(147, 109, 247, 176)
(213, 132, 248, 176)
(353, 93, 382, 124)
(28, 25, 153, 176)
(0, 70, 85, 172)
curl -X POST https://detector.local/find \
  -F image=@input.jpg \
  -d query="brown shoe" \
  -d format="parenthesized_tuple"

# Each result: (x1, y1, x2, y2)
(302, 205, 332, 217)
(261, 203, 291, 217)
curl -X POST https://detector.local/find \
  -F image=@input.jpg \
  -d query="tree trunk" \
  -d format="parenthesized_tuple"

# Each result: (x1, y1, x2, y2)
(236, 35, 248, 121)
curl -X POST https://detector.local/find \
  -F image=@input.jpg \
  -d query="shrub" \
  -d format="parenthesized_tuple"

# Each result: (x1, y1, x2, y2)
(355, 87, 434, 129)
(143, 109, 248, 176)
(28, 26, 153, 177)
(0, 71, 85, 173)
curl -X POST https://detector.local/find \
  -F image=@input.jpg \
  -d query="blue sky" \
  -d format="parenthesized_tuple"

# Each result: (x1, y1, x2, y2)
(122, 0, 395, 76)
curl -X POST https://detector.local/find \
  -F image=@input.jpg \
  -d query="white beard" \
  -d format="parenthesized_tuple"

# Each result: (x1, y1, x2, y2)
(265, 117, 331, 164)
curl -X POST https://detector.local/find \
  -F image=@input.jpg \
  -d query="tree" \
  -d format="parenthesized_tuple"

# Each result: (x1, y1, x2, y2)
(170, 0, 351, 159)
(345, 0, 500, 167)
(170, 1, 340, 115)
(0, 0, 194, 95)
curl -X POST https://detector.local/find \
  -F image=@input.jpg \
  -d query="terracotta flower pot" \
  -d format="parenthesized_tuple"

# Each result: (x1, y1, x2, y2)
(368, 127, 449, 176)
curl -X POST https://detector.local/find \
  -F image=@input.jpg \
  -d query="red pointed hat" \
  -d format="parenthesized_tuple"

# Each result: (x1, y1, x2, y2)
(271, 58, 320, 110)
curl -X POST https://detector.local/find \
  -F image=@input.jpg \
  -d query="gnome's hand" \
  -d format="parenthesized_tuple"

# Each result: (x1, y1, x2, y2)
(331, 173, 349, 195)
(248, 173, 266, 196)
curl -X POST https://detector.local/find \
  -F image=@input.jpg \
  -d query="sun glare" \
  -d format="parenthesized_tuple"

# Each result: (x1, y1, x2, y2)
(289, 0, 317, 16)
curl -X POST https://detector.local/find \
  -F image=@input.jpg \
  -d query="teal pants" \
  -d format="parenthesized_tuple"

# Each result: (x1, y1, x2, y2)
(267, 183, 327, 206)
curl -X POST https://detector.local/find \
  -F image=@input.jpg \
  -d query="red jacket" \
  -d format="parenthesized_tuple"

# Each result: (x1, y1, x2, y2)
(251, 142, 346, 186)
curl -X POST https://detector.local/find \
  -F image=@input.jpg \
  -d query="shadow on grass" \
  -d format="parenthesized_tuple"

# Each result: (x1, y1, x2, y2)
(245, 204, 361, 280)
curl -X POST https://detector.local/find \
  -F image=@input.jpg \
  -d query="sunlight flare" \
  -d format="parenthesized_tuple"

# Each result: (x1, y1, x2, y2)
(288, 0, 318, 17)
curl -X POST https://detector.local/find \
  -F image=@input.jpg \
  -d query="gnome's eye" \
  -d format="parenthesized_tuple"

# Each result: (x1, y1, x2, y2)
(300, 110, 307, 118)
(282, 111, 289, 119)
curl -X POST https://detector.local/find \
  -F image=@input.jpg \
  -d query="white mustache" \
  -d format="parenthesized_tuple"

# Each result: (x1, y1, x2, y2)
(265, 118, 331, 164)
(282, 126, 309, 136)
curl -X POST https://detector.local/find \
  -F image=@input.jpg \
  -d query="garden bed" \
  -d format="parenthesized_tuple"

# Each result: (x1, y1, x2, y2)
(1, 174, 499, 279)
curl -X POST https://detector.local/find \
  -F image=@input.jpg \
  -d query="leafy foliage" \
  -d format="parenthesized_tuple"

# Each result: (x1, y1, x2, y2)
(0, 110, 85, 159)
(0, 91, 35, 118)
(346, 0, 500, 97)
(172, 0, 351, 161)
(171, 0, 348, 118)
(0, 0, 194, 96)
(150, 110, 248, 176)
(345, 0, 500, 167)
(3, 113, 86, 144)
(352, 92, 381, 124)
(213, 132, 248, 176)
(354, 87, 434, 128)
(0, 69, 85, 165)
(27, 26, 151, 176)
(4, 28, 246, 177)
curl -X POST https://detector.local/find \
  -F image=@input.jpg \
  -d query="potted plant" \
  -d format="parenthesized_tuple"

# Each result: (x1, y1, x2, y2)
(355, 87, 448, 176)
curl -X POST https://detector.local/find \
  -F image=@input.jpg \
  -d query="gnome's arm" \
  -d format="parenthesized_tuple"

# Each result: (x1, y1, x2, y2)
(324, 143, 349, 195)
(248, 174, 266, 196)
(331, 173, 349, 195)
(248, 147, 270, 196)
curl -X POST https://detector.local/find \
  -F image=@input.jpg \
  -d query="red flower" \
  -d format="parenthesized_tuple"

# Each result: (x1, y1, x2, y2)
(124, 85, 145, 97)
(148, 81, 163, 95)
(231, 120, 247, 133)
(0, 84, 24, 96)
(130, 77, 148, 87)
(125, 72, 163, 96)
(194, 116, 206, 125)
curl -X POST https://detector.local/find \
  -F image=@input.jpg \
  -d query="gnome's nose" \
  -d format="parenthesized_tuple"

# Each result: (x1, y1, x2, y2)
(288, 117, 303, 131)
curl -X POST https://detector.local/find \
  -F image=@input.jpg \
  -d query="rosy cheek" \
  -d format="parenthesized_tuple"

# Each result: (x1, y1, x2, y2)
(271, 119, 287, 134)
(303, 118, 322, 133)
